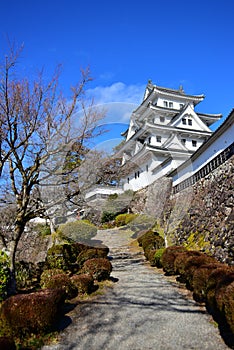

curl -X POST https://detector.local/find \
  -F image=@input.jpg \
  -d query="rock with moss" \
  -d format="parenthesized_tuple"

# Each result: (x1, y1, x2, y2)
(82, 258, 112, 281)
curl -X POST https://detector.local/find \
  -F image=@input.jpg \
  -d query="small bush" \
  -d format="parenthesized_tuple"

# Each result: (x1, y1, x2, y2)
(192, 263, 223, 302)
(33, 223, 51, 237)
(206, 266, 234, 315)
(83, 258, 112, 281)
(0, 337, 16, 350)
(182, 254, 216, 290)
(0, 251, 10, 301)
(127, 214, 155, 234)
(101, 211, 117, 223)
(115, 213, 138, 227)
(59, 220, 97, 243)
(71, 274, 94, 294)
(40, 269, 66, 287)
(41, 273, 78, 299)
(222, 282, 234, 335)
(0, 289, 66, 337)
(46, 244, 77, 272)
(161, 246, 187, 276)
(15, 261, 44, 291)
(153, 248, 166, 268)
(76, 247, 108, 269)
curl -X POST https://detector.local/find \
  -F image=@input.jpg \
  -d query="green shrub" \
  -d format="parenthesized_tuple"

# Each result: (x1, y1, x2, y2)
(33, 223, 51, 237)
(0, 251, 10, 301)
(83, 258, 112, 281)
(41, 274, 78, 299)
(127, 214, 156, 235)
(153, 248, 166, 268)
(46, 244, 77, 272)
(15, 261, 44, 291)
(0, 289, 66, 337)
(40, 269, 66, 288)
(115, 213, 138, 227)
(101, 211, 116, 223)
(59, 220, 97, 243)
(71, 273, 94, 294)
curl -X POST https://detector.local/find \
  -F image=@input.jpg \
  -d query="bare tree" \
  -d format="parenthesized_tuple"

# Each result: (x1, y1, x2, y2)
(0, 45, 105, 294)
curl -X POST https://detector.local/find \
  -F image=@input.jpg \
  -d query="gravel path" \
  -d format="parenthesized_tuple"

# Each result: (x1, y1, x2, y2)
(42, 229, 229, 350)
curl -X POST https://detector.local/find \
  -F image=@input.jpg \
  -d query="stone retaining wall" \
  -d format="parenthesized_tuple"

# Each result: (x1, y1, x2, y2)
(170, 155, 234, 264)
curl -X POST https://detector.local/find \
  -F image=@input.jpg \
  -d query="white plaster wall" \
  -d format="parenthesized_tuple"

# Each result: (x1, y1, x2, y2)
(172, 123, 234, 186)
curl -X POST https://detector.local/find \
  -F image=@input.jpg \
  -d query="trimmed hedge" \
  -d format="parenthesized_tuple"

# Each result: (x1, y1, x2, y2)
(59, 220, 97, 243)
(71, 273, 94, 294)
(41, 273, 78, 300)
(0, 289, 66, 337)
(156, 245, 234, 346)
(83, 258, 112, 281)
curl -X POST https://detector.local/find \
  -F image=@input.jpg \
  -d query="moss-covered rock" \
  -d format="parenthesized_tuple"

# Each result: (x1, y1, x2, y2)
(0, 289, 66, 337)
(83, 258, 112, 281)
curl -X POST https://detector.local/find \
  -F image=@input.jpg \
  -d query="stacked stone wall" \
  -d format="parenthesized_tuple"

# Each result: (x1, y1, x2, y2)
(171, 155, 234, 264)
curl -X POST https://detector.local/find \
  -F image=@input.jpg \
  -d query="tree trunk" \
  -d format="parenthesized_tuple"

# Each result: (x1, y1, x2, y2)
(7, 224, 25, 296)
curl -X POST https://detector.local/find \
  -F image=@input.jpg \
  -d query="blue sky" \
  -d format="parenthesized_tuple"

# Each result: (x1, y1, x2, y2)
(1, 0, 234, 149)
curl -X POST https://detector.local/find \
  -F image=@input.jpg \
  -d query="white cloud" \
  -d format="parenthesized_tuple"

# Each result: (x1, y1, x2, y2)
(86, 82, 145, 123)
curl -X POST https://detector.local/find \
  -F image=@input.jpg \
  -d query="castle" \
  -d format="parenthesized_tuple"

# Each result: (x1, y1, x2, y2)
(85, 81, 234, 201)
(116, 80, 222, 191)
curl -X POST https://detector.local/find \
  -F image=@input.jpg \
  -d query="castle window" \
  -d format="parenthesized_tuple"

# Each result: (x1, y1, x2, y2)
(148, 137, 151, 144)
(146, 164, 149, 172)
(127, 177, 129, 184)
(192, 140, 197, 147)
(156, 136, 162, 143)
(181, 138, 186, 145)
(137, 171, 140, 177)
(163, 101, 168, 107)
(135, 172, 137, 179)
(169, 102, 173, 108)
(180, 104, 184, 109)
(182, 118, 186, 125)
(160, 116, 165, 123)
(188, 119, 192, 126)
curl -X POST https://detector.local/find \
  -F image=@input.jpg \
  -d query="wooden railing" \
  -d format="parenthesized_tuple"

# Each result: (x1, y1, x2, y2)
(173, 142, 234, 194)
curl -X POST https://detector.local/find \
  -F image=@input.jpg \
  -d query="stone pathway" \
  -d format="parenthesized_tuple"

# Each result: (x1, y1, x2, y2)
(42, 229, 230, 350)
